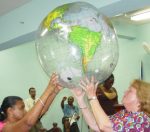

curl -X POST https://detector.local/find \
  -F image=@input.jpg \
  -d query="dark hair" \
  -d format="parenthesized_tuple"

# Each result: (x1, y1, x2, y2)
(106, 74, 114, 81)
(0, 96, 22, 121)
(29, 87, 35, 93)
(53, 122, 58, 127)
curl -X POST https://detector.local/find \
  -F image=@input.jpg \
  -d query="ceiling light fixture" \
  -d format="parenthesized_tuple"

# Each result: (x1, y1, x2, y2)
(131, 10, 150, 21)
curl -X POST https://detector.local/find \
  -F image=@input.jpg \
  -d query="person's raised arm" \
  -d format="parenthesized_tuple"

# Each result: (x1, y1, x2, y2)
(40, 79, 63, 117)
(80, 77, 113, 132)
(61, 96, 67, 109)
(3, 73, 60, 132)
(70, 88, 99, 132)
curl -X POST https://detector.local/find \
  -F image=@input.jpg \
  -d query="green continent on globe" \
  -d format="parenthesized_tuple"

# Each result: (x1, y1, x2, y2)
(69, 26, 102, 71)
(42, 5, 69, 30)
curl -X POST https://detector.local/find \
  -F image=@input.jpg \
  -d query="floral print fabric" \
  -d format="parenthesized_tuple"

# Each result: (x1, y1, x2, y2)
(109, 110, 150, 132)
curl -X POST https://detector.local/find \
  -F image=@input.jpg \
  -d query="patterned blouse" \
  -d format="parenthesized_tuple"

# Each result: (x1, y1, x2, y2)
(109, 109, 150, 132)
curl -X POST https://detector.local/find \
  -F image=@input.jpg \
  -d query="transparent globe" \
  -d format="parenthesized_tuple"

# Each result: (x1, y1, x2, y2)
(36, 2, 119, 89)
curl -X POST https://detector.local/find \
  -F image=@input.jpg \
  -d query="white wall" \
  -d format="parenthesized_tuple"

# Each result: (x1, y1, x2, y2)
(112, 20, 143, 102)
(136, 23, 150, 82)
(111, 21, 150, 102)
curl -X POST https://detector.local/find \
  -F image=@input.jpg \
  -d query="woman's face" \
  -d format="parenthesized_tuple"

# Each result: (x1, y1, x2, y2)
(11, 100, 26, 120)
(122, 87, 140, 111)
(104, 77, 114, 90)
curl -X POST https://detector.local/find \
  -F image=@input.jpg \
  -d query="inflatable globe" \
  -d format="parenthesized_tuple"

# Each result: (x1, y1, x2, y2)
(36, 2, 119, 88)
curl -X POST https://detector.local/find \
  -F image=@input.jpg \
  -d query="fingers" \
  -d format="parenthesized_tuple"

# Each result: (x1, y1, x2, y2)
(51, 73, 60, 84)
(81, 76, 95, 84)
(95, 81, 99, 88)
(91, 76, 94, 84)
(70, 88, 85, 99)
(51, 73, 58, 82)
(79, 83, 83, 88)
(80, 76, 99, 92)
(50, 74, 98, 94)
(56, 84, 63, 90)
(80, 80, 87, 87)
(80, 76, 95, 85)
(85, 77, 90, 84)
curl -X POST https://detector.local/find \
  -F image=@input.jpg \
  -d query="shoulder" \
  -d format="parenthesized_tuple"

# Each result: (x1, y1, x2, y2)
(110, 109, 126, 118)
(24, 98, 32, 102)
(0, 122, 6, 131)
(111, 87, 117, 92)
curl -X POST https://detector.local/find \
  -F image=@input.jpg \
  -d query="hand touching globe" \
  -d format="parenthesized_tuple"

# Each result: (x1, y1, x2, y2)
(36, 2, 119, 88)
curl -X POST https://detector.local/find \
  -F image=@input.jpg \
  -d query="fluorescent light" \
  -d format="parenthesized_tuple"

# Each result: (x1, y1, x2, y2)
(131, 11, 150, 21)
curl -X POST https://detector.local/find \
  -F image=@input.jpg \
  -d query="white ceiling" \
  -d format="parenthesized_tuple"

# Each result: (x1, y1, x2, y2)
(0, 0, 150, 51)
(0, 0, 31, 16)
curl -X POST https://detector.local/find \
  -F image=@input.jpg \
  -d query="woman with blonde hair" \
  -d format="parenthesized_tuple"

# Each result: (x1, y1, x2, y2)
(72, 78, 150, 131)
(132, 80, 150, 117)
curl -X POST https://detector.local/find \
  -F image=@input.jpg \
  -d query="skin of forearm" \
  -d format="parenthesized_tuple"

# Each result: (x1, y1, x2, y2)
(77, 99, 100, 132)
(40, 92, 58, 116)
(24, 85, 54, 126)
(90, 99, 113, 131)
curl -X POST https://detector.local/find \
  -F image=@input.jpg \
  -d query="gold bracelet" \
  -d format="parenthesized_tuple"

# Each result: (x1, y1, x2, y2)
(38, 98, 45, 107)
(88, 96, 97, 101)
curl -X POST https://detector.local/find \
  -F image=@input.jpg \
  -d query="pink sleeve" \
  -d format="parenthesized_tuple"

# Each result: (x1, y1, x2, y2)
(0, 122, 5, 132)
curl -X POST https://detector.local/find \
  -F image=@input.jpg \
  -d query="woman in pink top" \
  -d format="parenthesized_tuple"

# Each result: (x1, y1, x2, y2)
(0, 73, 62, 132)
(0, 122, 5, 131)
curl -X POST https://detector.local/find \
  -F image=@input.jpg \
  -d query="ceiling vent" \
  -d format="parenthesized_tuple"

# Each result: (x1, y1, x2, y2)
(117, 34, 136, 40)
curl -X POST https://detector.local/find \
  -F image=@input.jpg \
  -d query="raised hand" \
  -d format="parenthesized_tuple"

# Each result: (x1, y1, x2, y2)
(62, 96, 67, 101)
(54, 81, 63, 94)
(48, 73, 63, 93)
(80, 76, 99, 99)
(70, 88, 85, 101)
